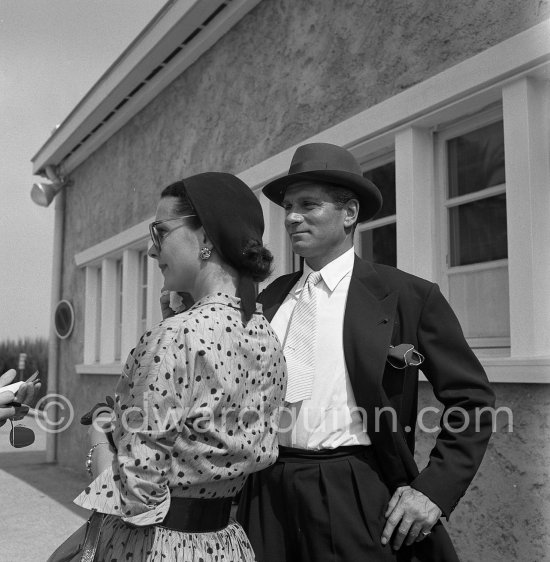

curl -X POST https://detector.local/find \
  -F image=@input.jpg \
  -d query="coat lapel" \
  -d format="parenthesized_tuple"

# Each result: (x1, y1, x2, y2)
(343, 257, 413, 487)
(343, 256, 398, 400)
(258, 271, 302, 322)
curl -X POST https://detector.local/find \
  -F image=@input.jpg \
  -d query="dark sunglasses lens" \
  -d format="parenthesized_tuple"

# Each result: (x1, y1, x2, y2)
(151, 225, 161, 250)
(10, 426, 35, 448)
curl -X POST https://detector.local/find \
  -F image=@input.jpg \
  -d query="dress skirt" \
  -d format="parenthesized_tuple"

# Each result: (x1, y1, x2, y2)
(94, 515, 257, 561)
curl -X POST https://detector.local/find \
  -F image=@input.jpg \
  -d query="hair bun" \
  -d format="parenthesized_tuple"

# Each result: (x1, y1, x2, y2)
(241, 240, 273, 282)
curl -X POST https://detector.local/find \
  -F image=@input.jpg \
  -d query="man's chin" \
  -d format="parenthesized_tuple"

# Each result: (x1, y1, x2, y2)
(291, 240, 310, 253)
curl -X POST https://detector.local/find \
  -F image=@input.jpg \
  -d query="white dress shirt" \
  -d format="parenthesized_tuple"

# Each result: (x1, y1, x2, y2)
(271, 247, 371, 449)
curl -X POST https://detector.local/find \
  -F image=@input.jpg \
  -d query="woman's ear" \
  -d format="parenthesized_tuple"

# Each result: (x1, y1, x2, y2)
(197, 227, 214, 248)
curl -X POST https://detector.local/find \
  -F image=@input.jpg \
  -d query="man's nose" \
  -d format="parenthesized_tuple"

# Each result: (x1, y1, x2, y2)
(285, 211, 303, 226)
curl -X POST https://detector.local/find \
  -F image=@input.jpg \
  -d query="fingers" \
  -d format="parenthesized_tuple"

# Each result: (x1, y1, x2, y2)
(25, 370, 40, 384)
(0, 369, 17, 386)
(381, 489, 404, 546)
(160, 290, 174, 320)
(384, 486, 404, 518)
(0, 404, 16, 422)
(15, 380, 41, 407)
(11, 404, 30, 421)
(0, 389, 15, 406)
(382, 486, 440, 550)
(392, 518, 414, 551)
(405, 522, 430, 546)
(415, 529, 432, 543)
(0, 369, 39, 422)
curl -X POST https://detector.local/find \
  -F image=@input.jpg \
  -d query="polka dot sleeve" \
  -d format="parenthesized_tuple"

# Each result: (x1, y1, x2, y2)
(74, 320, 188, 524)
(112, 320, 192, 526)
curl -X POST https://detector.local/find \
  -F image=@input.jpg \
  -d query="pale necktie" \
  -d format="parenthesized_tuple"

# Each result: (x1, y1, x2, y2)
(283, 271, 323, 403)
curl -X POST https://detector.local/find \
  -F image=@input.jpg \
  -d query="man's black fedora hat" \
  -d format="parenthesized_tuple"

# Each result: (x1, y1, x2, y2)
(262, 143, 383, 222)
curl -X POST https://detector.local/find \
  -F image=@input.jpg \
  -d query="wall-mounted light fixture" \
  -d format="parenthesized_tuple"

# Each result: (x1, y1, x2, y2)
(30, 165, 71, 207)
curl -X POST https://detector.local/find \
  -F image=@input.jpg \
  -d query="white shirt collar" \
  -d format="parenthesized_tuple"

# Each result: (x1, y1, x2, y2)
(302, 247, 355, 293)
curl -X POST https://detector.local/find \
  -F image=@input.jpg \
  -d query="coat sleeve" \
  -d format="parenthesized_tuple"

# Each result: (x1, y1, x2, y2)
(410, 283, 496, 518)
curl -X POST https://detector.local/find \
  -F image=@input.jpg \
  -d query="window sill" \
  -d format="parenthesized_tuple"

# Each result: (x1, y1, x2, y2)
(76, 363, 122, 376)
(419, 356, 550, 384)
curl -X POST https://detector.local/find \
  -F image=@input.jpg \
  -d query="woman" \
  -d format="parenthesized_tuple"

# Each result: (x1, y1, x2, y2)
(74, 173, 286, 561)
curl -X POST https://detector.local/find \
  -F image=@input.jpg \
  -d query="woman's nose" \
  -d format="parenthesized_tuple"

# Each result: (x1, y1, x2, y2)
(148, 244, 158, 259)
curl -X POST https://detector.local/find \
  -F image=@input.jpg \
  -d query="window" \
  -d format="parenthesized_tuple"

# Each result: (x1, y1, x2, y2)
(356, 157, 397, 266)
(447, 121, 507, 266)
(76, 217, 164, 373)
(439, 116, 509, 350)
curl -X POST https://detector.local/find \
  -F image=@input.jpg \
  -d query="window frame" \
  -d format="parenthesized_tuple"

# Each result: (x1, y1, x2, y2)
(356, 153, 397, 265)
(435, 108, 510, 351)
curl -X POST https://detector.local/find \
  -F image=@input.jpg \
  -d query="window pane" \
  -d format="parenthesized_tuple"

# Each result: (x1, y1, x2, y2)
(447, 121, 505, 197)
(363, 161, 395, 219)
(449, 194, 507, 266)
(360, 223, 397, 267)
(449, 264, 509, 341)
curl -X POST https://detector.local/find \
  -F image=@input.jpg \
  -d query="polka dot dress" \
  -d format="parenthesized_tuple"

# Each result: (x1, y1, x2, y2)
(74, 293, 286, 561)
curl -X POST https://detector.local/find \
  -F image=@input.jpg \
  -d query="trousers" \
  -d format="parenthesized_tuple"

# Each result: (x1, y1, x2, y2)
(237, 445, 402, 562)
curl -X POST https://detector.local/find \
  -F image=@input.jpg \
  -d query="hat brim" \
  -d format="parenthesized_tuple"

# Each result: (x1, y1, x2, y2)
(262, 170, 382, 222)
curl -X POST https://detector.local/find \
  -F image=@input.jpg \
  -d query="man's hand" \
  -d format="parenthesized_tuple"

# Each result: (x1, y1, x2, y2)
(381, 486, 441, 550)
(160, 289, 194, 320)
(160, 290, 175, 320)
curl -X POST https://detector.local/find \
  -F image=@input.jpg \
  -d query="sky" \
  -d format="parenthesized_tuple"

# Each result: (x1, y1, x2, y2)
(0, 0, 167, 342)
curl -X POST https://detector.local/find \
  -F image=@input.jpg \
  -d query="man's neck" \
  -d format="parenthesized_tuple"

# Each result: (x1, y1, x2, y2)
(305, 245, 354, 271)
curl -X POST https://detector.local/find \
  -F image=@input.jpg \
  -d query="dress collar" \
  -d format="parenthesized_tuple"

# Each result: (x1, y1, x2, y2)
(188, 292, 262, 314)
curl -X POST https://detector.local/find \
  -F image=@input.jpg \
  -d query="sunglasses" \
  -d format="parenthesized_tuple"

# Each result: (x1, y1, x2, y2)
(149, 215, 197, 251)
(8, 417, 35, 448)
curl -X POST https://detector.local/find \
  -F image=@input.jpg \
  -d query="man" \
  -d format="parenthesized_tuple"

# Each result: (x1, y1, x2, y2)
(237, 143, 495, 561)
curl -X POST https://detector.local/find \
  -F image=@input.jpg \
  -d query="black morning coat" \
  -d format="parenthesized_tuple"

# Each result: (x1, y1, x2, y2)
(258, 255, 496, 562)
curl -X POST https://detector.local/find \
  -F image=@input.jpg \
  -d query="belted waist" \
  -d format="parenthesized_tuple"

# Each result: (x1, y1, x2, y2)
(278, 445, 375, 463)
(160, 496, 233, 533)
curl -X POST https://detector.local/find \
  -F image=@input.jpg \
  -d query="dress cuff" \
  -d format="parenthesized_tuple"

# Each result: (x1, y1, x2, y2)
(73, 466, 171, 526)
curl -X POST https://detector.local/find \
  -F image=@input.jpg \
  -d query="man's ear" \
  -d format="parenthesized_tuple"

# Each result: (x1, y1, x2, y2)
(343, 198, 360, 228)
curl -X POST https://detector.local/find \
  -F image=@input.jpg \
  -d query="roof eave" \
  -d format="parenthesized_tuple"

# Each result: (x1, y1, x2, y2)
(32, 0, 262, 177)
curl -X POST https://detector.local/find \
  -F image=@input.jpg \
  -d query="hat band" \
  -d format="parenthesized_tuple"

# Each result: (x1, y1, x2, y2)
(288, 160, 331, 174)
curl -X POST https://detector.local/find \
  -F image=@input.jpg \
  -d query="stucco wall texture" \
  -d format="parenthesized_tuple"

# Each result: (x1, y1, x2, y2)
(53, 0, 550, 560)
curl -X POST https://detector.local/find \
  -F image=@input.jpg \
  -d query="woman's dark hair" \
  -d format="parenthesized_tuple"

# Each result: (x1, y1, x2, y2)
(160, 181, 201, 228)
(160, 180, 273, 282)
(241, 240, 273, 283)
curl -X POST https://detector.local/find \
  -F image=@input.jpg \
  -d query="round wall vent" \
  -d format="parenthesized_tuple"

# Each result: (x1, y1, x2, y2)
(54, 300, 75, 339)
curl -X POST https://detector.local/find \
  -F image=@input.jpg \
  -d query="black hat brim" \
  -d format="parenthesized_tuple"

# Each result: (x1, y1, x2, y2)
(262, 169, 382, 222)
